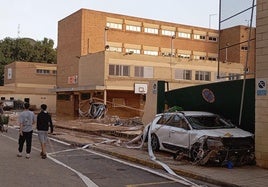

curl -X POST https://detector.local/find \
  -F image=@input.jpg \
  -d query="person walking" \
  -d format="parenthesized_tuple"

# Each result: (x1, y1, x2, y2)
(37, 104, 53, 159)
(17, 102, 35, 159)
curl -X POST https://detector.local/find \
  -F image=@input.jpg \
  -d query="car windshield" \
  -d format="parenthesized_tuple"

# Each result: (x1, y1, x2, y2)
(185, 115, 236, 130)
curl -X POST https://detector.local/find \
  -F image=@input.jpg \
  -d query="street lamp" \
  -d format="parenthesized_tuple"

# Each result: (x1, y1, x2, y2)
(209, 14, 217, 28)
(104, 26, 109, 50)
(170, 35, 176, 80)
(225, 42, 230, 62)
(170, 35, 176, 61)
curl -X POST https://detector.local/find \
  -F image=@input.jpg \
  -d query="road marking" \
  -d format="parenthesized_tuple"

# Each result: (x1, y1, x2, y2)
(81, 148, 192, 186)
(48, 155, 99, 187)
(126, 181, 177, 187)
(1, 132, 99, 187)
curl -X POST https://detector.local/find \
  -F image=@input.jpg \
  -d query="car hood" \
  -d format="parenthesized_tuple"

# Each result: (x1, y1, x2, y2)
(192, 128, 253, 138)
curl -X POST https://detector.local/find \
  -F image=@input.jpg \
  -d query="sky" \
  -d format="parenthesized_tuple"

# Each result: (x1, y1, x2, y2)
(0, 0, 219, 47)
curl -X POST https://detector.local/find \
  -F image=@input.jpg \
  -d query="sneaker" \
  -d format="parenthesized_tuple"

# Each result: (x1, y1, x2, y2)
(26, 154, 30, 159)
(40, 151, 44, 156)
(17, 152, 22, 157)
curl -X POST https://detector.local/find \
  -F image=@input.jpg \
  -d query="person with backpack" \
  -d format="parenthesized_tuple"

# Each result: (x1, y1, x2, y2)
(37, 104, 53, 159)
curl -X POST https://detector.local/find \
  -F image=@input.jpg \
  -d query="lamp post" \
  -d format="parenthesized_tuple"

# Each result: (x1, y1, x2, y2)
(170, 35, 176, 80)
(170, 35, 176, 62)
(225, 42, 230, 62)
(104, 26, 109, 50)
(209, 14, 217, 28)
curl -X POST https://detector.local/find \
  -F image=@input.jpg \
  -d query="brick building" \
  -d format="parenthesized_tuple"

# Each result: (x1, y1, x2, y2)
(255, 0, 268, 168)
(55, 9, 251, 118)
(1, 61, 57, 112)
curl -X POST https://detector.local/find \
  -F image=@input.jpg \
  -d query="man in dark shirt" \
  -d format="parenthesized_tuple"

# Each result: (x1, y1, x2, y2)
(37, 104, 53, 159)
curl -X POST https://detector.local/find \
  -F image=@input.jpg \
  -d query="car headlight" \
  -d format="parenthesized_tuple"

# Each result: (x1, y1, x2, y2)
(206, 137, 224, 148)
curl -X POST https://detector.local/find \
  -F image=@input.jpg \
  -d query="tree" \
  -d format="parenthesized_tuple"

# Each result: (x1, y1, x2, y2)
(0, 37, 57, 85)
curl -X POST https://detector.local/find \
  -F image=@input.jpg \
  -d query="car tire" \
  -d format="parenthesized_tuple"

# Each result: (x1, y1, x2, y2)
(190, 143, 203, 163)
(151, 133, 160, 151)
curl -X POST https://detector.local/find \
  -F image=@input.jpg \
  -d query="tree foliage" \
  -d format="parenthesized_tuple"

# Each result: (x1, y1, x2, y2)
(0, 37, 57, 85)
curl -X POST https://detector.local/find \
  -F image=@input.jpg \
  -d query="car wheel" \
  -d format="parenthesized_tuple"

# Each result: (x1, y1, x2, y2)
(190, 143, 204, 163)
(151, 133, 160, 151)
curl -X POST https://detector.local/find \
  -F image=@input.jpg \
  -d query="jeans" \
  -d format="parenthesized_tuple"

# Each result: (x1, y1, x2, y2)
(18, 130, 33, 154)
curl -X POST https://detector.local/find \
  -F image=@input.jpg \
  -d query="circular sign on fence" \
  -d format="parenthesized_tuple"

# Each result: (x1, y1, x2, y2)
(202, 88, 215, 103)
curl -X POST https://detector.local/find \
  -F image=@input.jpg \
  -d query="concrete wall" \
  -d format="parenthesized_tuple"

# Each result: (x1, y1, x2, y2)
(255, 0, 268, 168)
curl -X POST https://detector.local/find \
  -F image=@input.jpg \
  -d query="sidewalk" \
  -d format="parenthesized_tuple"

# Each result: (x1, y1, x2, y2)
(52, 119, 268, 187)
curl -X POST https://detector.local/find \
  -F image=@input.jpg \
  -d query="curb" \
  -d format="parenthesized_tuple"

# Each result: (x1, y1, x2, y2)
(54, 125, 241, 187)
(90, 145, 240, 187)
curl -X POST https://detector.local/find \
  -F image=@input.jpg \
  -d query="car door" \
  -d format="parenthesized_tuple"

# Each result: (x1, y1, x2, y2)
(166, 114, 191, 150)
(152, 114, 172, 148)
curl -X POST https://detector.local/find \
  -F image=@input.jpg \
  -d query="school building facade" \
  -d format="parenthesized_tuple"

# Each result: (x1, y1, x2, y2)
(55, 9, 253, 118)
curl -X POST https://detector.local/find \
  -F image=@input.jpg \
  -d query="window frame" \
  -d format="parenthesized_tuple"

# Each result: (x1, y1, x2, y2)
(109, 64, 130, 77)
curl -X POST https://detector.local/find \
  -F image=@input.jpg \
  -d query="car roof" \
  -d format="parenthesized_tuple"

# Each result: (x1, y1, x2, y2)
(158, 111, 216, 117)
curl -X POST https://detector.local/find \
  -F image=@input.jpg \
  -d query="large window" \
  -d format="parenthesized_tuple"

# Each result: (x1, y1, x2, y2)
(134, 66, 153, 78)
(195, 71, 211, 81)
(193, 55, 206, 60)
(208, 36, 217, 42)
(175, 69, 192, 80)
(178, 54, 191, 59)
(106, 22, 122, 30)
(107, 46, 122, 52)
(144, 27, 158, 34)
(144, 50, 158, 56)
(183, 70, 192, 80)
(126, 48, 140, 54)
(126, 25, 141, 32)
(161, 30, 175, 37)
(193, 34, 206, 40)
(36, 69, 50, 74)
(178, 32, 191, 39)
(109, 64, 130, 76)
(208, 57, 217, 61)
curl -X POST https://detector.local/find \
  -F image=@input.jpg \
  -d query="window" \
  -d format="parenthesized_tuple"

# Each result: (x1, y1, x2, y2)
(157, 114, 172, 124)
(126, 25, 141, 32)
(195, 71, 211, 81)
(144, 50, 158, 56)
(193, 55, 206, 60)
(229, 73, 241, 80)
(106, 22, 122, 30)
(52, 70, 57, 75)
(36, 69, 50, 74)
(144, 27, 158, 34)
(178, 32, 191, 39)
(193, 34, 206, 40)
(183, 70, 192, 80)
(208, 57, 217, 61)
(178, 54, 191, 59)
(107, 46, 122, 52)
(126, 48, 140, 54)
(57, 94, 71, 101)
(162, 30, 175, 37)
(175, 69, 192, 80)
(241, 46, 248, 51)
(208, 36, 217, 42)
(109, 64, 130, 76)
(161, 52, 172, 57)
(134, 66, 153, 78)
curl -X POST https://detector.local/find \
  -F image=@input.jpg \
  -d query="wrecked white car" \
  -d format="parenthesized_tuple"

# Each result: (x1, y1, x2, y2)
(145, 111, 255, 166)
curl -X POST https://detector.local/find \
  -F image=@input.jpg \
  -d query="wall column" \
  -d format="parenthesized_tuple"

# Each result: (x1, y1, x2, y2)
(255, 0, 268, 168)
